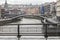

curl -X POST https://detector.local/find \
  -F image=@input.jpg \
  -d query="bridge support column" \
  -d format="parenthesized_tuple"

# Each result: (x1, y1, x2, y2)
(41, 18, 44, 23)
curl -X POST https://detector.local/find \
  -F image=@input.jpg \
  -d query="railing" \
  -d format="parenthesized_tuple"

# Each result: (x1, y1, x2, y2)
(0, 37, 60, 40)
(0, 23, 60, 40)
(0, 23, 43, 36)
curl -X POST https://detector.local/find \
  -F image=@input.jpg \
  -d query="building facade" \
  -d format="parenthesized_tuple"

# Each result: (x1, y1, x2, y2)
(40, 2, 56, 17)
(23, 5, 40, 15)
(56, 0, 60, 16)
(0, 5, 2, 18)
(56, 0, 60, 21)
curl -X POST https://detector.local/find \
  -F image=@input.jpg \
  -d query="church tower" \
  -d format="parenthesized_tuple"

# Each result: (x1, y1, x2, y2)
(4, 0, 8, 9)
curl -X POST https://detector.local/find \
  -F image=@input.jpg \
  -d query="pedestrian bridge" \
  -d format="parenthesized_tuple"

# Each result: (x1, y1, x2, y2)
(16, 15, 58, 24)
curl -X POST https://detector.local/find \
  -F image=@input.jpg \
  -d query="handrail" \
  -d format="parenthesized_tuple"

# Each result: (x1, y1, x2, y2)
(7, 23, 58, 25)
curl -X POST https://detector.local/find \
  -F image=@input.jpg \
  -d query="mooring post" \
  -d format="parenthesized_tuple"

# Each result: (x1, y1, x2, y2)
(17, 24, 21, 40)
(41, 18, 48, 40)
(41, 18, 44, 23)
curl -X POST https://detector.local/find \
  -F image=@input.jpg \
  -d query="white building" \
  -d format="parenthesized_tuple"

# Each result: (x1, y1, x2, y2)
(56, 0, 60, 16)
(0, 6, 2, 18)
(56, 0, 60, 21)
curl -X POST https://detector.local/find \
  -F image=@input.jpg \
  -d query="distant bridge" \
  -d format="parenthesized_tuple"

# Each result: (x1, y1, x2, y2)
(17, 15, 58, 24)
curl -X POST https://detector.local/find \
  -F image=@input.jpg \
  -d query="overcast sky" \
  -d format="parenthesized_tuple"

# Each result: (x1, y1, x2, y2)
(0, 0, 57, 5)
